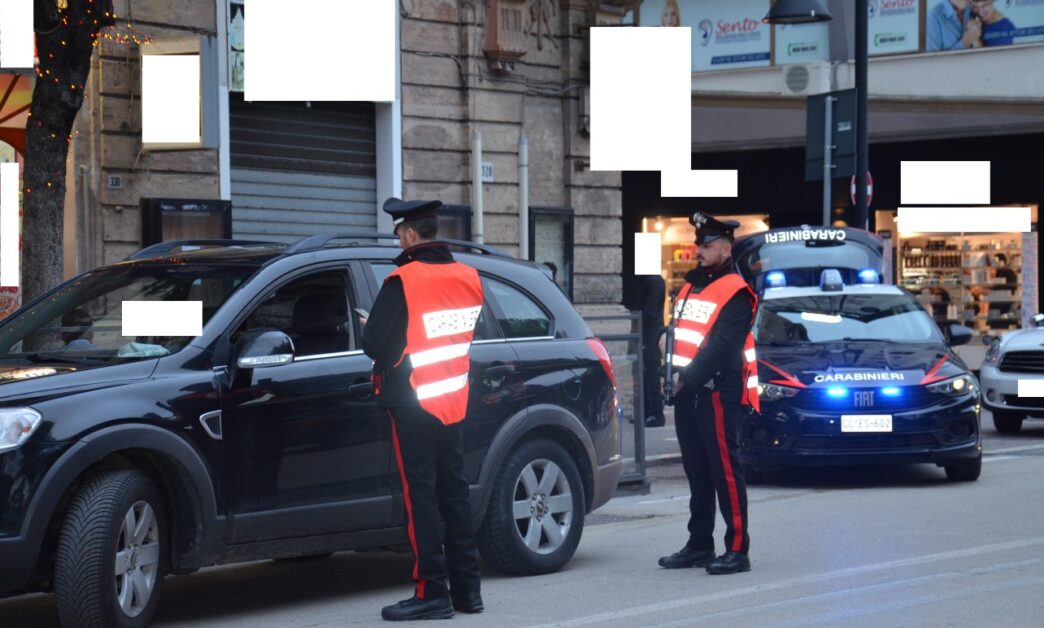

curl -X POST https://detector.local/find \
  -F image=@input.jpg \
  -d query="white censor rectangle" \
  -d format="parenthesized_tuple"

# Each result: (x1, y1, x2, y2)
(897, 207, 1031, 234)
(1017, 380, 1044, 398)
(0, 0, 35, 68)
(900, 161, 991, 205)
(634, 233, 662, 276)
(0, 163, 18, 288)
(141, 54, 201, 145)
(122, 301, 203, 337)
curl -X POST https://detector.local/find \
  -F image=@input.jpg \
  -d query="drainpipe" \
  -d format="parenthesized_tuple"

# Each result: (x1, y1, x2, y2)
(471, 129, 484, 244)
(518, 132, 529, 260)
(79, 165, 90, 272)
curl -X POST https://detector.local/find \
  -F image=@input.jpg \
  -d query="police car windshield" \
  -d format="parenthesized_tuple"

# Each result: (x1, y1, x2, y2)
(754, 293, 945, 345)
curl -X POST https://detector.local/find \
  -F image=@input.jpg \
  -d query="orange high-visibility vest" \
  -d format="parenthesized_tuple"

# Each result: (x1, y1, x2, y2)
(387, 260, 484, 425)
(668, 273, 760, 412)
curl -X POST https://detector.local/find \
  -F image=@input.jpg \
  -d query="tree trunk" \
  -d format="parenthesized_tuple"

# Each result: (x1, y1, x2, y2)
(21, 0, 114, 304)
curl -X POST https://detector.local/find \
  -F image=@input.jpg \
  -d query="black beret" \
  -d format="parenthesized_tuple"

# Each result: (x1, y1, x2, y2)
(383, 197, 442, 228)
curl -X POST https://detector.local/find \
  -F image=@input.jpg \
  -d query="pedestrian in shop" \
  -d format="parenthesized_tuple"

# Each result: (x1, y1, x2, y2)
(659, 212, 759, 576)
(361, 198, 485, 621)
(632, 273, 667, 427)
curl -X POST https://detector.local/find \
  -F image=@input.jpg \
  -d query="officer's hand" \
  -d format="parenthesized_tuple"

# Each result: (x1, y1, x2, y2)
(672, 372, 683, 393)
(359, 316, 368, 327)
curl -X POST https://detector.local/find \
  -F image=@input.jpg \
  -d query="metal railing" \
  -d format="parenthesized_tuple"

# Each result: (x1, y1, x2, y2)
(587, 312, 648, 488)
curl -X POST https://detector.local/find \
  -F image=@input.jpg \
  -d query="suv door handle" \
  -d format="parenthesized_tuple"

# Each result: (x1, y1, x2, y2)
(484, 364, 516, 378)
(348, 381, 374, 397)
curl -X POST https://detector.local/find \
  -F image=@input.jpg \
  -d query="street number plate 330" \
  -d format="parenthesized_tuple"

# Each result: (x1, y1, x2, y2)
(841, 414, 893, 433)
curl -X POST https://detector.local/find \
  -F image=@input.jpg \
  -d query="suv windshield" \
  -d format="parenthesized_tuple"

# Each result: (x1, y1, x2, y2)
(754, 292, 945, 345)
(0, 265, 255, 362)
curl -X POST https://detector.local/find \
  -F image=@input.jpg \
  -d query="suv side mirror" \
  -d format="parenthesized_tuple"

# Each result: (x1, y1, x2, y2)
(1033, 313, 1044, 328)
(235, 329, 295, 368)
(947, 324, 973, 347)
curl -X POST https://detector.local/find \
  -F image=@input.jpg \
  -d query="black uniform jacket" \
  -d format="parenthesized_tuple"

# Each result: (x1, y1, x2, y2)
(678, 259, 756, 396)
(361, 242, 456, 408)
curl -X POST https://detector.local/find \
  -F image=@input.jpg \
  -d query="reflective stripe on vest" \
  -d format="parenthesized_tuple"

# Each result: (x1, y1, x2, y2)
(667, 273, 760, 412)
(388, 259, 483, 425)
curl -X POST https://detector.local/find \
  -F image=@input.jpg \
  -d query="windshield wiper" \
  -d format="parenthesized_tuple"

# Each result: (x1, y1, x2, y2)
(23, 352, 109, 366)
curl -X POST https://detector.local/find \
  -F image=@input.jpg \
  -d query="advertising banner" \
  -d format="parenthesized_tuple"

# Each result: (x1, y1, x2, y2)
(775, 22, 831, 63)
(927, 0, 1044, 51)
(634, 0, 772, 72)
(867, 0, 921, 55)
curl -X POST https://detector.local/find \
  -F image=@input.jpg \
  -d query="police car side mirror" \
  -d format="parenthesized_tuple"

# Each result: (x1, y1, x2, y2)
(947, 324, 973, 347)
(236, 329, 295, 368)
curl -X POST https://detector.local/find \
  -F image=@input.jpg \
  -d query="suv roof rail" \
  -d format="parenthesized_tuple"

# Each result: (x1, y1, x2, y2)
(284, 231, 400, 254)
(283, 232, 513, 259)
(125, 239, 281, 261)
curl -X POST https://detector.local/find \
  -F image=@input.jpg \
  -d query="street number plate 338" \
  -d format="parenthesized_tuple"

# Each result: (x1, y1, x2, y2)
(841, 414, 893, 433)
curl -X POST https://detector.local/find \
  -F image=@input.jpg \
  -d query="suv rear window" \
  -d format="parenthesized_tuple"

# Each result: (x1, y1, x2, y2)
(484, 279, 551, 339)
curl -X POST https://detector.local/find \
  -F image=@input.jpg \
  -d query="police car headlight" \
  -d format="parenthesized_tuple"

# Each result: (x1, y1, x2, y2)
(0, 408, 43, 454)
(926, 375, 976, 397)
(758, 383, 800, 401)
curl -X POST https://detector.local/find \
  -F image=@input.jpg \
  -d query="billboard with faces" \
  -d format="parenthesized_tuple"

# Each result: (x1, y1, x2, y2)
(634, 0, 773, 72)
(927, 0, 1044, 51)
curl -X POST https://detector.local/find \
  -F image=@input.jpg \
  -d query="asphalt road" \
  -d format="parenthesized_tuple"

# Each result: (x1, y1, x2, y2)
(3, 415, 1044, 627)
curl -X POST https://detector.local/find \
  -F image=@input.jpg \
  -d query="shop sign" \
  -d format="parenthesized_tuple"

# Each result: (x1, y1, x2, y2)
(763, 228, 848, 244)
(633, 0, 772, 73)
(927, 0, 1044, 51)
(775, 22, 831, 63)
(868, 0, 921, 55)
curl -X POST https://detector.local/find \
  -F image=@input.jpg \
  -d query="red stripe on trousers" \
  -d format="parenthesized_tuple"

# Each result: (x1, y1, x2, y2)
(711, 391, 744, 553)
(390, 415, 427, 599)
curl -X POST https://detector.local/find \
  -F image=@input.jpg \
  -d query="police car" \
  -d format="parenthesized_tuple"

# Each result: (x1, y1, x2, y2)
(733, 228, 982, 482)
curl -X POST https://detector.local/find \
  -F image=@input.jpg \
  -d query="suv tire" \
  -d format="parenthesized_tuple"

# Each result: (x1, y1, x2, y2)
(944, 454, 982, 482)
(54, 469, 168, 628)
(993, 411, 1024, 434)
(478, 439, 585, 575)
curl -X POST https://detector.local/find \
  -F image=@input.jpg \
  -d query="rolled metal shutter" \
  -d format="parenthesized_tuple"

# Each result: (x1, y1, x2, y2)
(229, 94, 377, 243)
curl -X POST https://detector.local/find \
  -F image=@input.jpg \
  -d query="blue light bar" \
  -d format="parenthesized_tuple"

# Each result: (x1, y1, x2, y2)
(826, 387, 847, 398)
(858, 268, 880, 284)
(766, 271, 787, 288)
(881, 387, 901, 396)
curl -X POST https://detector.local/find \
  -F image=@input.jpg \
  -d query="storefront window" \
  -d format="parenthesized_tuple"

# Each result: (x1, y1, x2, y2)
(878, 206, 1040, 336)
(529, 207, 573, 301)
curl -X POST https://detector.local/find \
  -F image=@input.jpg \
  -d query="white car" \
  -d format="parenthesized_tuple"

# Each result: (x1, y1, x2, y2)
(979, 314, 1044, 433)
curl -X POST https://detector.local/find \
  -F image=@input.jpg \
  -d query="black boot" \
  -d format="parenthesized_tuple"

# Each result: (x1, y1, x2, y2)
(658, 546, 716, 569)
(705, 552, 751, 575)
(451, 590, 484, 613)
(644, 413, 666, 427)
(381, 596, 454, 621)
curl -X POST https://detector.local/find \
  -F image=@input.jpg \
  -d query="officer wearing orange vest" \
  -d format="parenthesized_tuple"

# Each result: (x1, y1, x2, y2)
(659, 211, 759, 576)
(362, 198, 484, 621)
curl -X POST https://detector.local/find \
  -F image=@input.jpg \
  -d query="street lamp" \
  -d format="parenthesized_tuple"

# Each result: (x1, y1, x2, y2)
(765, 0, 869, 231)
(763, 0, 832, 24)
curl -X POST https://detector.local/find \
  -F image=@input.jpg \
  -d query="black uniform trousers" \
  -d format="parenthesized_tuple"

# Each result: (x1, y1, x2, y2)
(388, 404, 481, 600)
(642, 341, 664, 420)
(673, 381, 750, 555)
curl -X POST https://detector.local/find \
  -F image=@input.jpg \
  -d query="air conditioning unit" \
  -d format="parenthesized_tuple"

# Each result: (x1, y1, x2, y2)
(780, 62, 832, 96)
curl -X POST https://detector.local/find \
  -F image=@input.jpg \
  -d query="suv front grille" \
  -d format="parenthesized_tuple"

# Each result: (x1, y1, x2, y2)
(1003, 394, 1044, 408)
(999, 351, 1044, 374)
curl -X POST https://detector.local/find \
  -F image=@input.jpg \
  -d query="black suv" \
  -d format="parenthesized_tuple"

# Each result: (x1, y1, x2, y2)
(0, 234, 621, 627)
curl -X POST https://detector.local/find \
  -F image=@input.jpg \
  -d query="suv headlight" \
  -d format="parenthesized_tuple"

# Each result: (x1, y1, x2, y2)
(0, 408, 44, 454)
(926, 375, 976, 397)
(758, 383, 800, 401)
(983, 339, 1001, 366)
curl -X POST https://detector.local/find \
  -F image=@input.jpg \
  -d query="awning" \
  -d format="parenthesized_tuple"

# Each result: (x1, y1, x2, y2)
(0, 73, 32, 156)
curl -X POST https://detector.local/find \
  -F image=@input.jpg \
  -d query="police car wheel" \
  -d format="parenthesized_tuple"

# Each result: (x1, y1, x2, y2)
(54, 469, 167, 628)
(478, 439, 585, 576)
(944, 454, 982, 482)
(992, 411, 1024, 434)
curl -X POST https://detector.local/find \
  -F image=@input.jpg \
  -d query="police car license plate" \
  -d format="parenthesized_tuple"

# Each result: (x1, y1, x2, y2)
(841, 415, 892, 433)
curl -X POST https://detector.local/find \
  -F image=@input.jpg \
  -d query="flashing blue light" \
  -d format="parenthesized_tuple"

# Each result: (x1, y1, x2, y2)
(826, 386, 847, 398)
(858, 268, 880, 284)
(766, 271, 787, 288)
(881, 387, 901, 396)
